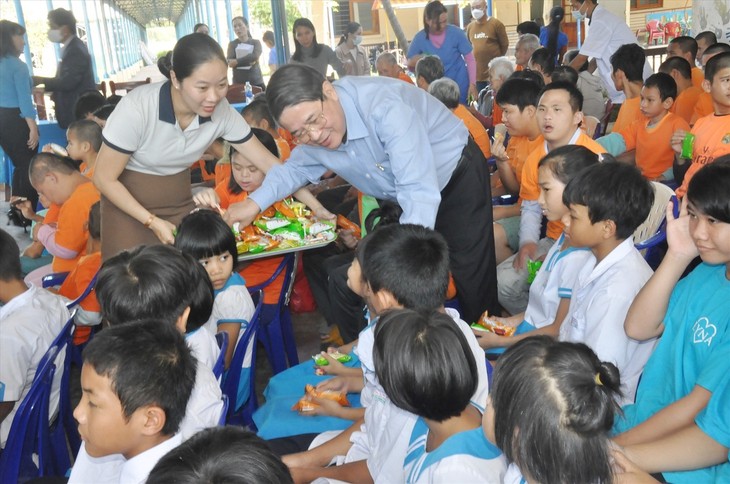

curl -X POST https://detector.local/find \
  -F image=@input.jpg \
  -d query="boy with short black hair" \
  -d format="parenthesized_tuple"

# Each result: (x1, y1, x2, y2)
(597, 72, 690, 180)
(490, 78, 543, 264)
(695, 31, 717, 63)
(610, 43, 647, 133)
(559, 162, 655, 404)
(672, 51, 730, 197)
(64, 119, 102, 176)
(667, 36, 704, 88)
(283, 224, 489, 483)
(0, 229, 69, 449)
(659, 56, 702, 125)
(69, 320, 196, 483)
(497, 81, 605, 315)
(692, 43, 730, 125)
(415, 55, 444, 90)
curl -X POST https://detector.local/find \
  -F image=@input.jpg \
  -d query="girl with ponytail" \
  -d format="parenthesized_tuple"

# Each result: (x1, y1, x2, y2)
(539, 6, 568, 65)
(483, 336, 622, 484)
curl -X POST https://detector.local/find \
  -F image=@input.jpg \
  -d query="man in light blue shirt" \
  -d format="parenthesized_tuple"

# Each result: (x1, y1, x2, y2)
(225, 64, 498, 323)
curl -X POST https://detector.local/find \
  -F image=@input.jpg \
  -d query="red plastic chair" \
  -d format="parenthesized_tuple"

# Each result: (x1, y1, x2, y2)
(646, 20, 665, 45)
(664, 21, 681, 41)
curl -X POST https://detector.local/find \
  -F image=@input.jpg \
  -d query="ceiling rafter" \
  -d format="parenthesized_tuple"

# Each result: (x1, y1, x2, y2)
(115, 0, 189, 25)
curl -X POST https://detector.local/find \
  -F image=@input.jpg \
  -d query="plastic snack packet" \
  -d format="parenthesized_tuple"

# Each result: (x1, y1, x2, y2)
(681, 132, 695, 159)
(471, 311, 516, 337)
(312, 351, 352, 366)
(292, 384, 350, 412)
(526, 259, 543, 284)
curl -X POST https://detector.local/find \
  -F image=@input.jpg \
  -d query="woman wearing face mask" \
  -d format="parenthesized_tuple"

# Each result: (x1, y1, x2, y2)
(407, 1, 478, 104)
(226, 16, 265, 90)
(335, 22, 370, 76)
(290, 18, 345, 78)
(465, 0, 509, 94)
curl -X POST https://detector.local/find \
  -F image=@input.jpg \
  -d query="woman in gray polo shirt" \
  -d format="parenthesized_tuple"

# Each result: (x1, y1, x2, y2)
(94, 34, 293, 258)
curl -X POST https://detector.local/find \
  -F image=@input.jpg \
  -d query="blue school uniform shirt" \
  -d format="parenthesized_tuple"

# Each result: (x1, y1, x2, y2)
(615, 263, 730, 483)
(407, 25, 473, 104)
(404, 418, 505, 483)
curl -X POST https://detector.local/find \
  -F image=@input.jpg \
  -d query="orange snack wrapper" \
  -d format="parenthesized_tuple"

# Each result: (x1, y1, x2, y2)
(472, 310, 516, 337)
(292, 384, 350, 412)
(336, 215, 361, 239)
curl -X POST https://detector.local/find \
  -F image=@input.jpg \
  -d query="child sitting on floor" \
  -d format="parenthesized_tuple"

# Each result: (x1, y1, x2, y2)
(614, 157, 730, 483)
(474, 145, 598, 353)
(485, 336, 622, 484)
(559, 162, 655, 404)
(68, 320, 196, 483)
(0, 229, 69, 449)
(598, 73, 690, 180)
(375, 308, 506, 482)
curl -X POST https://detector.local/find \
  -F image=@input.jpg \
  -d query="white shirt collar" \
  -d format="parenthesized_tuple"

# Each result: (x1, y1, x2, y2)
(0, 284, 33, 319)
(119, 434, 183, 484)
(580, 238, 635, 287)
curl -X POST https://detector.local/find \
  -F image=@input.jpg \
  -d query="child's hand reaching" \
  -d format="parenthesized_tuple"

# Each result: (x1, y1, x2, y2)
(192, 188, 223, 213)
(666, 197, 699, 262)
(472, 329, 508, 349)
(316, 376, 351, 394)
(670, 129, 689, 157)
(314, 351, 347, 376)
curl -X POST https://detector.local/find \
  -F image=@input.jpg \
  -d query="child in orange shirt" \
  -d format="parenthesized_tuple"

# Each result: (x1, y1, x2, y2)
(194, 129, 324, 307)
(597, 73, 690, 180)
(241, 97, 291, 161)
(610, 44, 647, 134)
(58, 201, 102, 345)
(491, 78, 543, 265)
(659, 57, 702, 125)
(692, 43, 730, 125)
(24, 153, 100, 285)
(666, 36, 704, 89)
(498, 81, 605, 315)
(672, 52, 730, 197)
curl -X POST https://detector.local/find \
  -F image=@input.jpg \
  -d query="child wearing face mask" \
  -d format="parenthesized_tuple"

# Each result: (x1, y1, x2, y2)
(335, 22, 370, 77)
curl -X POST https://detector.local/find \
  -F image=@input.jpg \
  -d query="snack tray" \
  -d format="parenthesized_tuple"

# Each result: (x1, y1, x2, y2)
(238, 234, 337, 261)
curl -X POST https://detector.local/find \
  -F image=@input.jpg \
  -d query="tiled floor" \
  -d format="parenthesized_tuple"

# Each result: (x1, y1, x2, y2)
(1, 197, 325, 408)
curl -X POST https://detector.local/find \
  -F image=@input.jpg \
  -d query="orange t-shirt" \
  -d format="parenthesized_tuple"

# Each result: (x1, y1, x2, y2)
(504, 134, 543, 195)
(492, 103, 503, 126)
(278, 128, 297, 151)
(676, 114, 730, 197)
(53, 181, 100, 272)
(671, 86, 703, 125)
(691, 67, 704, 89)
(619, 112, 690, 179)
(397, 71, 415, 84)
(612, 96, 645, 134)
(454, 104, 491, 159)
(275, 136, 291, 161)
(215, 183, 285, 304)
(215, 162, 231, 188)
(44, 203, 60, 224)
(520, 132, 606, 239)
(58, 251, 101, 345)
(691, 92, 714, 126)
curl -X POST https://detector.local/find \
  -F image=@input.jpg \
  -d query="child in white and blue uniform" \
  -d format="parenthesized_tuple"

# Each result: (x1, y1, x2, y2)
(475, 146, 600, 355)
(372, 309, 505, 483)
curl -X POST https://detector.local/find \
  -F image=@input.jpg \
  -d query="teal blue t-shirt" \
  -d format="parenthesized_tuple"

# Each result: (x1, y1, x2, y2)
(615, 263, 730, 482)
(695, 370, 730, 481)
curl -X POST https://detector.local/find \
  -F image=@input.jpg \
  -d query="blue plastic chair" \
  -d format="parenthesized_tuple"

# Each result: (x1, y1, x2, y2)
(42, 271, 98, 309)
(247, 254, 300, 374)
(0, 346, 59, 482)
(634, 186, 678, 270)
(213, 332, 229, 381)
(45, 317, 78, 475)
(221, 290, 263, 428)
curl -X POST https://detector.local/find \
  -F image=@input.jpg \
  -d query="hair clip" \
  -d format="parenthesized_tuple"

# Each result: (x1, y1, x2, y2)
(594, 372, 603, 386)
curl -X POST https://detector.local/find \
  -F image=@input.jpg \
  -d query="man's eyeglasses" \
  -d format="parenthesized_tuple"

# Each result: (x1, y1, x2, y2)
(292, 101, 327, 144)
